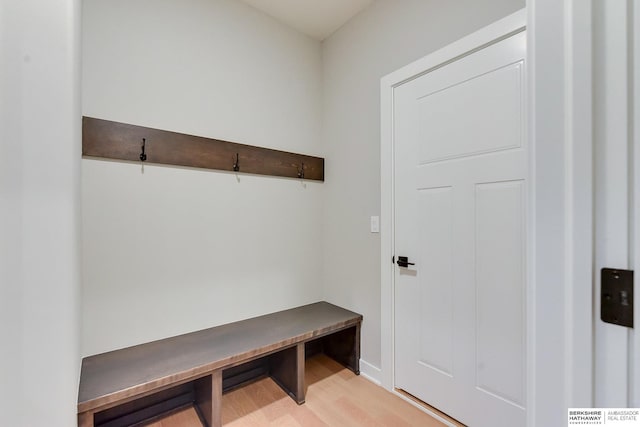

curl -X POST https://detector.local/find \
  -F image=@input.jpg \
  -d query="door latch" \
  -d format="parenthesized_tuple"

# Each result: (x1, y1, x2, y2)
(601, 268, 634, 328)
(397, 256, 415, 268)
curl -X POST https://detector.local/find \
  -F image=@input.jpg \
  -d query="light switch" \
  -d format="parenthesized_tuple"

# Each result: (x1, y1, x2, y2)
(370, 216, 380, 233)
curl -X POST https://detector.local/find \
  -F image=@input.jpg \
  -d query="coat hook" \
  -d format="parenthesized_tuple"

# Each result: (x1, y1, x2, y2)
(233, 153, 239, 172)
(297, 162, 305, 179)
(140, 138, 147, 162)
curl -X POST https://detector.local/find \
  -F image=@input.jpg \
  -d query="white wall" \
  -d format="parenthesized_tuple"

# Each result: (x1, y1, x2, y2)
(82, 0, 525, 372)
(0, 0, 81, 426)
(321, 0, 525, 372)
(82, 0, 324, 356)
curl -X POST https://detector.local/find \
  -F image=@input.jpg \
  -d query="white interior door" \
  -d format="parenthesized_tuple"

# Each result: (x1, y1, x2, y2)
(393, 31, 527, 427)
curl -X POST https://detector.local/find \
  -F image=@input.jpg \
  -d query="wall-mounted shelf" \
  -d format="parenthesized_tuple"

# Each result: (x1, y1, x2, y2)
(82, 117, 324, 181)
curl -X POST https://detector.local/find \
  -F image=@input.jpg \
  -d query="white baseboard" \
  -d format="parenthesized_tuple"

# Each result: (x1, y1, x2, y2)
(359, 359, 382, 385)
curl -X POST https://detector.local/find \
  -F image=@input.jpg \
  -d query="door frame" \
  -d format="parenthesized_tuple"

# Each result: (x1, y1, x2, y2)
(381, 5, 595, 426)
(593, 0, 632, 407)
(633, 1, 640, 408)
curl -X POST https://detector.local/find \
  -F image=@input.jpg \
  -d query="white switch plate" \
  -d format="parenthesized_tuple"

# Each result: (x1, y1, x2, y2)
(370, 216, 380, 233)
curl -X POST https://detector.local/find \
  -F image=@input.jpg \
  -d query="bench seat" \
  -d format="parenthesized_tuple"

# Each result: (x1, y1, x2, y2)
(77, 301, 362, 427)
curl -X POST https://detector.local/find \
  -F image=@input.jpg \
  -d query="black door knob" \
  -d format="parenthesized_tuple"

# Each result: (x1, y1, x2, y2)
(397, 256, 415, 268)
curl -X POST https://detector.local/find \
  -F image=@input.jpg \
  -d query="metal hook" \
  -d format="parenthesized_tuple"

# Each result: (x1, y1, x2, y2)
(297, 162, 305, 179)
(233, 153, 239, 172)
(140, 138, 147, 162)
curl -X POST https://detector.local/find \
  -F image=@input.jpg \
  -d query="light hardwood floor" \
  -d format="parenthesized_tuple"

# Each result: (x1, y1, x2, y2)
(147, 354, 462, 427)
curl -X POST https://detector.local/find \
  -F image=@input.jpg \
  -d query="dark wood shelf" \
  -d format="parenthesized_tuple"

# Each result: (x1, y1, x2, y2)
(82, 116, 324, 181)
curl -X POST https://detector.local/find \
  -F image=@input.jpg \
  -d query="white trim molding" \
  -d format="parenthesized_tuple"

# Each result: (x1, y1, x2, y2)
(528, 0, 595, 423)
(359, 359, 382, 386)
(563, 0, 593, 410)
(633, 0, 640, 408)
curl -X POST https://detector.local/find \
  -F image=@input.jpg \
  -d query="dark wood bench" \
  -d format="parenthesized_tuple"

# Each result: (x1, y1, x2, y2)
(77, 302, 362, 427)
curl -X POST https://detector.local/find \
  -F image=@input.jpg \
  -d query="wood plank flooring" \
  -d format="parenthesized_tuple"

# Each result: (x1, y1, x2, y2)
(146, 354, 459, 427)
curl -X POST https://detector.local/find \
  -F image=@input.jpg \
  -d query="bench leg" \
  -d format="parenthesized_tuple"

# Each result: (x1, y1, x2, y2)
(270, 342, 305, 404)
(78, 411, 93, 427)
(195, 370, 222, 427)
(323, 323, 361, 375)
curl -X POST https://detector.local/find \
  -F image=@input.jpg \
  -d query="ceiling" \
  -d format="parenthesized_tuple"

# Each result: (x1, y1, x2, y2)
(239, 0, 374, 41)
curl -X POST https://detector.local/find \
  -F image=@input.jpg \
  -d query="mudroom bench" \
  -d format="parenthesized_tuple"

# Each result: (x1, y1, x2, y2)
(77, 302, 362, 427)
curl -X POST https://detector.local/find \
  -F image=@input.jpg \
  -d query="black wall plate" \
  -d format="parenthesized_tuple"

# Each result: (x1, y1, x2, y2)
(601, 268, 634, 328)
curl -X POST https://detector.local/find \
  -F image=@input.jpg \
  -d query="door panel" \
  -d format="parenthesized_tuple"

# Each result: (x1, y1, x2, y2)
(417, 63, 523, 164)
(418, 187, 454, 376)
(475, 180, 525, 407)
(394, 31, 526, 427)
